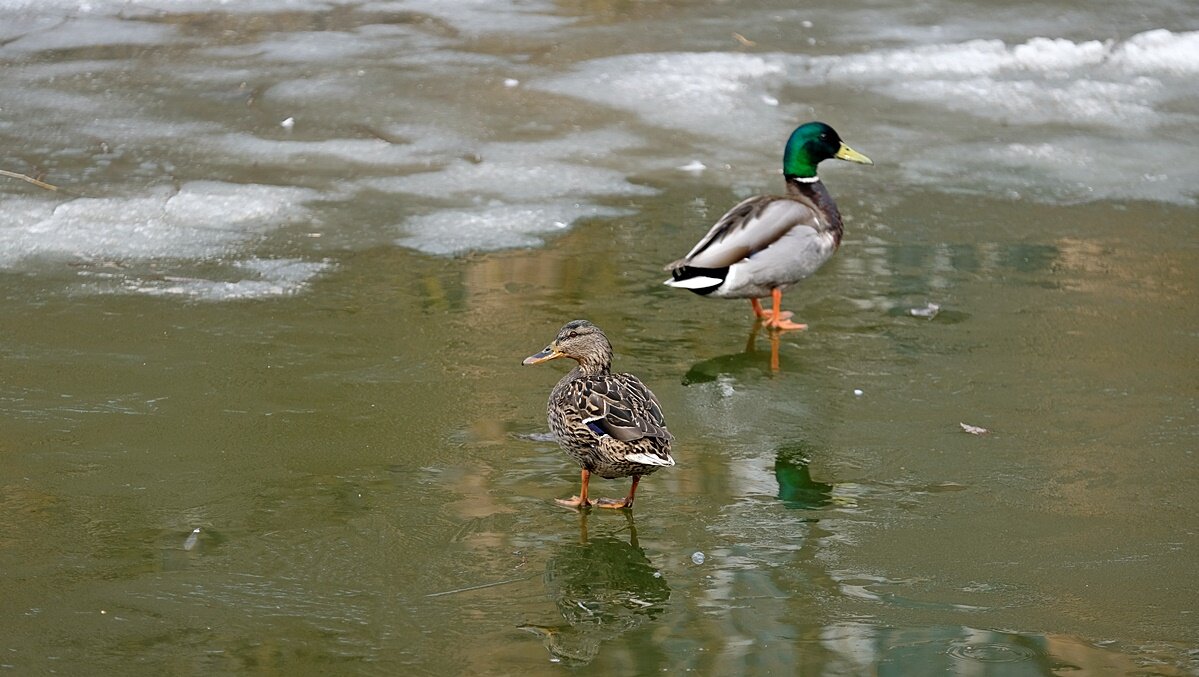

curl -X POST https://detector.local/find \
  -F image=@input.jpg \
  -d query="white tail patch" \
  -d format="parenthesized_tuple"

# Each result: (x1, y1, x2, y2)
(663, 276, 721, 289)
(624, 452, 675, 467)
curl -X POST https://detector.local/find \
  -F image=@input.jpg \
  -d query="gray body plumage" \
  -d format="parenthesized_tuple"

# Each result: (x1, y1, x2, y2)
(665, 177, 845, 298)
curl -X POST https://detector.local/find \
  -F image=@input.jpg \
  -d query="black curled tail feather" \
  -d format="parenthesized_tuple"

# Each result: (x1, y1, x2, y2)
(668, 264, 729, 296)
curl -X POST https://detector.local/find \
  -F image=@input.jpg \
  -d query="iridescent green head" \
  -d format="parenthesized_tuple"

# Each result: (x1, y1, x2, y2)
(782, 121, 873, 179)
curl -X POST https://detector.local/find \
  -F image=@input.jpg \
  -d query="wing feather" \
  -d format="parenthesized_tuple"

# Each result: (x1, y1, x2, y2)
(668, 196, 819, 270)
(572, 374, 672, 443)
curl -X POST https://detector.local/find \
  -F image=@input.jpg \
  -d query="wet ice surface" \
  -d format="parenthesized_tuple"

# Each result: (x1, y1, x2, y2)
(2, 2, 1198, 675)
(2, 1, 1196, 290)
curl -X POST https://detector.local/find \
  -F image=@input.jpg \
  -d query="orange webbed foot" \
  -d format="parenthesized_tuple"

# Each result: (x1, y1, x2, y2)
(593, 497, 633, 510)
(555, 496, 593, 509)
(764, 317, 807, 331)
(762, 289, 807, 331)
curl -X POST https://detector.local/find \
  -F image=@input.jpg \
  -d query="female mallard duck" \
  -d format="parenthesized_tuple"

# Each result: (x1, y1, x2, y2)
(523, 320, 674, 509)
(664, 121, 873, 330)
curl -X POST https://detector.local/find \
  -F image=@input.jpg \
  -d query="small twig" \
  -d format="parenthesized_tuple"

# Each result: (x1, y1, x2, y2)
(353, 124, 405, 144)
(425, 574, 535, 598)
(0, 168, 59, 192)
(239, 82, 263, 108)
(732, 32, 756, 47)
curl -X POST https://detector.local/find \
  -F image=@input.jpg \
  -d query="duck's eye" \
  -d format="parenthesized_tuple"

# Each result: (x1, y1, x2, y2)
(567, 331, 578, 339)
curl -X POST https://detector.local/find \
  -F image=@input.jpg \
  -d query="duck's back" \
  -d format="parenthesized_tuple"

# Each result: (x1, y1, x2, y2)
(547, 371, 674, 478)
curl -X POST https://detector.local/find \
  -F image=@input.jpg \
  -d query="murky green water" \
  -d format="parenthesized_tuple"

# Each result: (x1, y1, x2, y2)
(3, 1, 1197, 675)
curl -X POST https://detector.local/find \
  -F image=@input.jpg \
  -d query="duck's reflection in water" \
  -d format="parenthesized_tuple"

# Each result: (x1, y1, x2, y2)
(775, 443, 834, 511)
(520, 512, 669, 666)
(682, 323, 785, 384)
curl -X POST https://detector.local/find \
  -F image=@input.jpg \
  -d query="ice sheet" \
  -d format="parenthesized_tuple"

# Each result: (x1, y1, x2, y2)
(0, 181, 315, 264)
(2, 2, 1195, 275)
(531, 52, 793, 142)
(395, 203, 632, 256)
(114, 258, 333, 301)
(375, 128, 656, 254)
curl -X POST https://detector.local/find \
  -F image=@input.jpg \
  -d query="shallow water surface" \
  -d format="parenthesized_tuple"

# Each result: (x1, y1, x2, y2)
(1, 1, 1197, 675)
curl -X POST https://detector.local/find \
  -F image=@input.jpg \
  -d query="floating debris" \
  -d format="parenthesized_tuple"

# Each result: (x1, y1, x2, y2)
(280, 117, 295, 129)
(677, 160, 707, 173)
(691, 551, 705, 565)
(960, 422, 989, 435)
(183, 527, 201, 551)
(0, 168, 59, 192)
(425, 574, 536, 598)
(853, 388, 864, 397)
(503, 78, 520, 88)
(910, 302, 941, 319)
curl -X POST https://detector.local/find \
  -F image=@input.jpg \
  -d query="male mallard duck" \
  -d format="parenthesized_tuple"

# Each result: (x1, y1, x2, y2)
(664, 121, 873, 330)
(523, 320, 674, 509)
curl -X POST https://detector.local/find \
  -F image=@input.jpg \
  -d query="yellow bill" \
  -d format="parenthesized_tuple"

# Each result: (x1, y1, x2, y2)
(835, 143, 873, 165)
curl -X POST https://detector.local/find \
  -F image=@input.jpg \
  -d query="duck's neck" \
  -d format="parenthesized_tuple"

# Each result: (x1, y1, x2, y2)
(553, 361, 609, 403)
(785, 175, 843, 244)
(565, 355, 612, 381)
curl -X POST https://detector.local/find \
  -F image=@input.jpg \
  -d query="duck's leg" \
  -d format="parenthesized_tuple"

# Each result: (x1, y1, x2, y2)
(750, 298, 793, 322)
(745, 321, 763, 353)
(556, 469, 594, 509)
(595, 475, 640, 509)
(750, 298, 768, 319)
(763, 288, 807, 330)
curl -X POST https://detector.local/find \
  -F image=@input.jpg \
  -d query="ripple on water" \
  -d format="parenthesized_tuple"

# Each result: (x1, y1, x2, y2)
(945, 640, 1042, 664)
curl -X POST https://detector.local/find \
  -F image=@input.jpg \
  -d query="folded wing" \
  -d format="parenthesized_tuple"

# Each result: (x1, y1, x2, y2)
(669, 196, 818, 271)
(573, 374, 672, 445)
